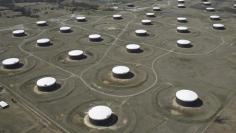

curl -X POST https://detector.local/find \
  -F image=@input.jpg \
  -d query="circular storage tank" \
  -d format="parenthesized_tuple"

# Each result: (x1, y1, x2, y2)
(177, 26, 189, 33)
(113, 14, 122, 20)
(146, 12, 155, 17)
(36, 77, 57, 92)
(153, 6, 161, 11)
(112, 65, 131, 79)
(210, 15, 220, 20)
(177, 17, 187, 22)
(68, 50, 86, 60)
(76, 16, 86, 22)
(89, 34, 102, 42)
(177, 39, 192, 48)
(213, 23, 225, 30)
(202, 1, 211, 6)
(126, 44, 142, 53)
(2, 58, 21, 69)
(12, 30, 25, 37)
(141, 19, 152, 25)
(175, 89, 199, 107)
(234, 4, 236, 8)
(135, 29, 147, 36)
(206, 7, 215, 11)
(37, 38, 51, 47)
(88, 105, 113, 126)
(178, 4, 185, 8)
(36, 21, 47, 26)
(60, 26, 72, 33)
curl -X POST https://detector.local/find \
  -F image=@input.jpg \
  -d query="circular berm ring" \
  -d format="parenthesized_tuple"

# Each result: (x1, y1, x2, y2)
(153, 86, 222, 122)
(110, 43, 156, 61)
(49, 27, 81, 36)
(0, 57, 37, 77)
(22, 37, 65, 52)
(119, 21, 167, 45)
(65, 100, 136, 132)
(169, 26, 201, 37)
(76, 33, 115, 46)
(93, 23, 124, 35)
(101, 13, 135, 25)
(120, 28, 157, 42)
(0, 41, 9, 54)
(158, 31, 221, 54)
(50, 49, 98, 67)
(10, 28, 42, 39)
(19, 75, 76, 102)
(82, 63, 156, 96)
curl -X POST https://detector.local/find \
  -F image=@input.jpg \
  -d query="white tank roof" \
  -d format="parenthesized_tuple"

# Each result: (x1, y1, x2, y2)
(177, 26, 188, 31)
(76, 16, 86, 20)
(178, 0, 185, 2)
(177, 17, 187, 21)
(2, 58, 19, 66)
(12, 30, 24, 35)
(37, 77, 56, 88)
(113, 14, 122, 18)
(37, 38, 50, 44)
(206, 7, 215, 11)
(88, 105, 112, 121)
(177, 39, 191, 45)
(0, 101, 8, 108)
(146, 12, 155, 16)
(203, 1, 211, 5)
(89, 34, 101, 39)
(112, 66, 130, 75)
(68, 50, 84, 56)
(141, 19, 152, 23)
(213, 23, 224, 28)
(178, 4, 185, 7)
(153, 6, 161, 10)
(36, 21, 47, 25)
(234, 4, 236, 7)
(126, 44, 141, 50)
(60, 26, 71, 31)
(210, 15, 220, 19)
(176, 89, 198, 102)
(135, 29, 147, 34)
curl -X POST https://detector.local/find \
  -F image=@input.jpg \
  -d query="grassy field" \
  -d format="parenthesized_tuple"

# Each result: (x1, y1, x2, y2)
(0, 0, 235, 132)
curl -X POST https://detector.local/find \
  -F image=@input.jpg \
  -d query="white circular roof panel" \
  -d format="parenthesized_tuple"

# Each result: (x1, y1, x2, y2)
(36, 21, 47, 25)
(142, 19, 152, 23)
(60, 26, 71, 31)
(135, 29, 147, 34)
(177, 17, 187, 21)
(13, 30, 25, 35)
(112, 66, 130, 75)
(68, 50, 84, 56)
(37, 38, 50, 44)
(126, 44, 141, 50)
(213, 23, 224, 28)
(2, 58, 20, 66)
(176, 89, 198, 102)
(88, 105, 112, 121)
(89, 34, 101, 39)
(177, 26, 188, 31)
(177, 39, 191, 45)
(146, 12, 155, 16)
(210, 15, 220, 19)
(76, 16, 86, 20)
(37, 77, 56, 87)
